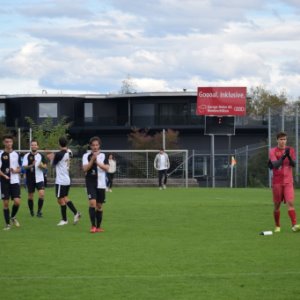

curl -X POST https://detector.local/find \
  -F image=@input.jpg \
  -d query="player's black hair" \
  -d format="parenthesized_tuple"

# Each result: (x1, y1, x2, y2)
(2, 134, 14, 141)
(276, 131, 287, 139)
(89, 136, 101, 146)
(31, 139, 39, 145)
(59, 136, 68, 147)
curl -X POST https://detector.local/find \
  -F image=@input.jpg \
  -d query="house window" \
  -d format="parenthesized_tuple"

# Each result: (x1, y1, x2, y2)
(158, 103, 187, 125)
(132, 103, 155, 126)
(39, 103, 58, 118)
(0, 103, 5, 122)
(84, 103, 93, 122)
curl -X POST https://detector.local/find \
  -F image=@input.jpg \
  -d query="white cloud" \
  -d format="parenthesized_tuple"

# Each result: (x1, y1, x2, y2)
(134, 78, 172, 92)
(0, 0, 299, 98)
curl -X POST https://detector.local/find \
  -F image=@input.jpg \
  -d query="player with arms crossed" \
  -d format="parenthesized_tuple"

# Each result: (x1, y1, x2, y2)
(82, 137, 109, 233)
(22, 140, 47, 217)
(48, 137, 81, 226)
(269, 131, 300, 233)
(0, 135, 22, 230)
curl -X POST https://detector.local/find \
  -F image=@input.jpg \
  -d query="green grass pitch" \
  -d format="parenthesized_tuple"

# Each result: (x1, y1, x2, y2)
(1, 187, 300, 300)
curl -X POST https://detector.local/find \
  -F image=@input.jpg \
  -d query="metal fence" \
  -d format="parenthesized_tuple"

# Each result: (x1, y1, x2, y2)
(189, 105, 300, 188)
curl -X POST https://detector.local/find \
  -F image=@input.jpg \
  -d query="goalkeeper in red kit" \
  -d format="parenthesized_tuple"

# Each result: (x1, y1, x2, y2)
(269, 131, 300, 233)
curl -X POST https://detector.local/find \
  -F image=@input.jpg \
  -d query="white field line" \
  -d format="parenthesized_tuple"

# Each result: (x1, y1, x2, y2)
(1, 272, 300, 280)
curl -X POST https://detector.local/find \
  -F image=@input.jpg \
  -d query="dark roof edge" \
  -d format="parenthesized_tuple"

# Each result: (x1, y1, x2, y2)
(0, 91, 197, 99)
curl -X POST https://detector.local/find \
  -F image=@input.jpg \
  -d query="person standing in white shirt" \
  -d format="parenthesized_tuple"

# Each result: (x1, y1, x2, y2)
(154, 149, 170, 190)
(47, 137, 81, 226)
(82, 137, 109, 233)
(106, 154, 116, 192)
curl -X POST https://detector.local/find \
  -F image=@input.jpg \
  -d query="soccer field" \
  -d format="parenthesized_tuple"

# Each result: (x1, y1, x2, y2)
(1, 187, 300, 300)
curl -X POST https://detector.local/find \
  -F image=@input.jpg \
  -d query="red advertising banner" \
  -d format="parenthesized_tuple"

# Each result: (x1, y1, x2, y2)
(197, 87, 246, 116)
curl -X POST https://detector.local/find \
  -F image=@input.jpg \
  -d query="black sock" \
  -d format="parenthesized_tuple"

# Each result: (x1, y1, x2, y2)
(66, 201, 77, 215)
(28, 199, 34, 213)
(96, 210, 103, 228)
(11, 204, 19, 218)
(38, 198, 44, 212)
(3, 209, 10, 225)
(89, 207, 96, 227)
(61, 205, 67, 221)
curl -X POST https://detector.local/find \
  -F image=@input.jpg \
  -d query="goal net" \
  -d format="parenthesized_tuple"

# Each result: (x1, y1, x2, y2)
(101, 150, 189, 187)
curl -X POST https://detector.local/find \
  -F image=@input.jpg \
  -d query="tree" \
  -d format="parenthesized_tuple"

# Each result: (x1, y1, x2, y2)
(0, 123, 11, 141)
(128, 128, 179, 150)
(119, 74, 137, 94)
(26, 117, 71, 149)
(247, 86, 287, 119)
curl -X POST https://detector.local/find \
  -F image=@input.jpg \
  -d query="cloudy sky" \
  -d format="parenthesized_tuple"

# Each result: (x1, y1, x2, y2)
(0, 0, 300, 98)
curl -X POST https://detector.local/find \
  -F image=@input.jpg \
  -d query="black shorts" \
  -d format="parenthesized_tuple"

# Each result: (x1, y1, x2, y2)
(27, 181, 45, 193)
(55, 184, 70, 198)
(86, 181, 106, 203)
(1, 183, 21, 200)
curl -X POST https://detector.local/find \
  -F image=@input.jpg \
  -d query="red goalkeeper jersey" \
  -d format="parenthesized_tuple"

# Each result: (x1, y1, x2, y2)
(269, 147, 295, 184)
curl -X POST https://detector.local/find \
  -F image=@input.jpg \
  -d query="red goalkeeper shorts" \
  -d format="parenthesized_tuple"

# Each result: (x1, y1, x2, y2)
(272, 183, 294, 203)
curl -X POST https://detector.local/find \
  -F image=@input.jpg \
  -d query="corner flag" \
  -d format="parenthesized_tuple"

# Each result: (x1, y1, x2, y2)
(230, 156, 236, 188)
(231, 156, 237, 166)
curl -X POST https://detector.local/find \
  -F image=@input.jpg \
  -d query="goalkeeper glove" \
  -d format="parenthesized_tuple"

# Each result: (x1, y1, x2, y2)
(284, 147, 290, 157)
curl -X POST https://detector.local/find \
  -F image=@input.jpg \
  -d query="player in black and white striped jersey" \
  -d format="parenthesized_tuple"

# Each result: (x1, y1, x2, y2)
(82, 136, 109, 233)
(22, 140, 47, 217)
(47, 137, 81, 226)
(0, 135, 22, 230)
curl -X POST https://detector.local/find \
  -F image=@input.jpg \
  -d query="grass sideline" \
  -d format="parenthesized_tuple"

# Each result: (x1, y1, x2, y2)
(1, 187, 300, 300)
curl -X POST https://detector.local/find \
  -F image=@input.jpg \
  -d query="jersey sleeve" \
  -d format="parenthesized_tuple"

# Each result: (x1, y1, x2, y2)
(41, 153, 47, 164)
(17, 153, 22, 167)
(166, 154, 170, 168)
(154, 154, 158, 169)
(22, 153, 29, 167)
(82, 153, 89, 166)
(269, 148, 277, 161)
(102, 154, 109, 165)
(53, 151, 64, 166)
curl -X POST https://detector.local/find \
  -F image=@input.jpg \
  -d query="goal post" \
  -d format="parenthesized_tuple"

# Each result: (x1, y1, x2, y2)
(102, 150, 189, 188)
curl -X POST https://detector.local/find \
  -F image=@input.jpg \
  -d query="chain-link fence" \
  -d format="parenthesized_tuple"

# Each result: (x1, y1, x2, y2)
(189, 104, 300, 188)
(234, 143, 268, 188)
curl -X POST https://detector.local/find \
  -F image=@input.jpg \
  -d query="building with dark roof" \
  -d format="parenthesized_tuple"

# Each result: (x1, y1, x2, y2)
(0, 92, 267, 151)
